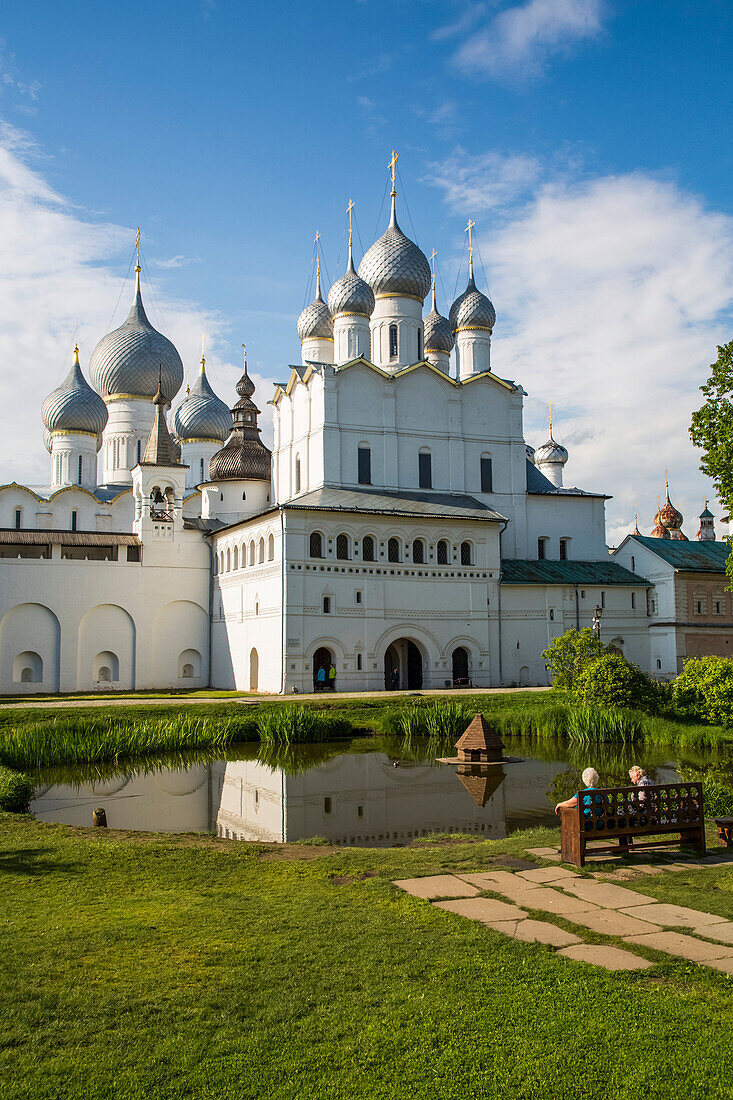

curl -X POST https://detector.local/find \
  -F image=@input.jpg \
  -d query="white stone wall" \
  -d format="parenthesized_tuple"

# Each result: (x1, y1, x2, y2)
(0, 484, 134, 534)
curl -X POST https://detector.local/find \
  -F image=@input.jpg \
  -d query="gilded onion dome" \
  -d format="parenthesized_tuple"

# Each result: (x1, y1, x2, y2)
(172, 357, 232, 444)
(208, 364, 271, 481)
(535, 435, 569, 468)
(449, 273, 496, 334)
(659, 482, 687, 540)
(296, 288, 333, 342)
(89, 267, 184, 402)
(423, 282, 454, 354)
(327, 248, 375, 319)
(42, 345, 109, 439)
(358, 200, 431, 301)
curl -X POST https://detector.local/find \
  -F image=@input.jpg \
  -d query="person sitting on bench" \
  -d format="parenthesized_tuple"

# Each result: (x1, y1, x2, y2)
(555, 767, 601, 816)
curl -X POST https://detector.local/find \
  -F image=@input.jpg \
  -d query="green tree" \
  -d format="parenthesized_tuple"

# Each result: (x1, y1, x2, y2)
(671, 656, 733, 727)
(541, 628, 604, 691)
(690, 341, 733, 582)
(573, 652, 651, 709)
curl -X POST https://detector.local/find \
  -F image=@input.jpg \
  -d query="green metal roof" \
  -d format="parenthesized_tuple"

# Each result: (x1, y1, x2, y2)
(501, 559, 649, 586)
(626, 535, 730, 572)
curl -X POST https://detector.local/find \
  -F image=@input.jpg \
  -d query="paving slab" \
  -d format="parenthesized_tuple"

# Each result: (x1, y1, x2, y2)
(623, 931, 733, 963)
(558, 944, 653, 971)
(566, 908, 660, 937)
(706, 957, 733, 976)
(559, 881, 658, 909)
(494, 885, 601, 918)
(524, 847, 561, 858)
(392, 875, 480, 900)
(483, 919, 582, 947)
(455, 871, 521, 890)
(619, 903, 728, 928)
(517, 867, 581, 884)
(689, 922, 733, 946)
(433, 897, 528, 923)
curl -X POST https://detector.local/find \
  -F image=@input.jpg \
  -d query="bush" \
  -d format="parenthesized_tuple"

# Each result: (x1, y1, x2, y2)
(542, 628, 605, 691)
(0, 766, 34, 812)
(671, 657, 733, 727)
(702, 779, 733, 818)
(573, 653, 651, 710)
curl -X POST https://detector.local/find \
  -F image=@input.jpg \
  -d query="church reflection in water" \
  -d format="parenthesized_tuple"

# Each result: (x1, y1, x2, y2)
(31, 751, 564, 846)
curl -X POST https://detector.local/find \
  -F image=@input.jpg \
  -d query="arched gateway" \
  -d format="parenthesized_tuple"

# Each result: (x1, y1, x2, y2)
(384, 638, 423, 690)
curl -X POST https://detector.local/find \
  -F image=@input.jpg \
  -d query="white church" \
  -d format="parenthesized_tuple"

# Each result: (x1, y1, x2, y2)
(0, 157, 680, 695)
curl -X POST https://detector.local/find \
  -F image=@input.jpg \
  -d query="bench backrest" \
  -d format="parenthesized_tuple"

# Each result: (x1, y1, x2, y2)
(575, 781, 704, 836)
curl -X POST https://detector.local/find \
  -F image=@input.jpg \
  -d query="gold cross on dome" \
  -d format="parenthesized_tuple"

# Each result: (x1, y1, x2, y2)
(388, 148, 399, 193)
(547, 401, 553, 434)
(135, 227, 141, 271)
(242, 342, 247, 367)
(465, 219, 476, 275)
(346, 199, 355, 250)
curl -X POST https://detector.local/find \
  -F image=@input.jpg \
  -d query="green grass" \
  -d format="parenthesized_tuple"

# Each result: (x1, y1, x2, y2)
(0, 814, 732, 1100)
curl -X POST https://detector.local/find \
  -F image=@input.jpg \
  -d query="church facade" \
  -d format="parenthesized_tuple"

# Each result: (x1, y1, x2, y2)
(0, 164, 705, 695)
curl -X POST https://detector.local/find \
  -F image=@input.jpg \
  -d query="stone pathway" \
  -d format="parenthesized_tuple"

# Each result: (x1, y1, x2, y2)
(392, 864, 733, 974)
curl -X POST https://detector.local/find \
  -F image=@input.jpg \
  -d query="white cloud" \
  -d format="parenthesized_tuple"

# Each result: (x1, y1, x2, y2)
(430, 3, 487, 42)
(454, 0, 607, 81)
(466, 169, 733, 544)
(0, 122, 274, 486)
(425, 146, 542, 212)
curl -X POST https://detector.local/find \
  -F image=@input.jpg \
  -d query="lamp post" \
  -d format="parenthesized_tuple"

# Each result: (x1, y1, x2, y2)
(592, 604, 603, 636)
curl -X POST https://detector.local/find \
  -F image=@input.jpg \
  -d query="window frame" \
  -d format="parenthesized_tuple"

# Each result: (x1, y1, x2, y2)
(418, 451, 432, 490)
(480, 455, 493, 493)
(357, 445, 372, 486)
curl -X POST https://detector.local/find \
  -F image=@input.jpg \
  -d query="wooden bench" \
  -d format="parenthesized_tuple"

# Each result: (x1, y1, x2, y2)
(559, 781, 705, 868)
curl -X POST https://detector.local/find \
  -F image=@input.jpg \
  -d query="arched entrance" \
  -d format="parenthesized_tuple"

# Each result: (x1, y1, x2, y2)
(384, 638, 423, 690)
(249, 648, 259, 691)
(452, 646, 469, 685)
(313, 646, 333, 691)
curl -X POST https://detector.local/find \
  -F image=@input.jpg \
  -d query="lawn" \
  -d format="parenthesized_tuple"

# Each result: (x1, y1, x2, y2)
(1, 814, 732, 1100)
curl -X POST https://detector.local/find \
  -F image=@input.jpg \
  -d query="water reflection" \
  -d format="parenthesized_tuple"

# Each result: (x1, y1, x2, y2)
(30, 736, 730, 847)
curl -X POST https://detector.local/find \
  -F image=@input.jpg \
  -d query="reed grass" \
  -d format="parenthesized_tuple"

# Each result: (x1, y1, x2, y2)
(256, 705, 352, 745)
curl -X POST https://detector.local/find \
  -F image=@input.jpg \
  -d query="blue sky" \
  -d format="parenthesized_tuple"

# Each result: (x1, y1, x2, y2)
(1, 0, 733, 543)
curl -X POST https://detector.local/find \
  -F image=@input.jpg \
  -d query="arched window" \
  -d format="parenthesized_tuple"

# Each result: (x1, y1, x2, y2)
(200, 457, 204, 482)
(233, 545, 238, 569)
(249, 541, 255, 566)
(412, 538, 424, 564)
(417, 327, 423, 360)
(240, 543, 246, 567)
(310, 532, 323, 558)
(388, 537, 400, 563)
(362, 535, 375, 561)
(437, 539, 448, 565)
(480, 454, 492, 493)
(336, 533, 350, 560)
(418, 449, 432, 489)
(358, 445, 371, 485)
(357, 652, 362, 670)
(258, 537, 265, 563)
(294, 454, 301, 494)
(389, 324, 398, 359)
(220, 550, 225, 573)
(267, 533, 275, 560)
(226, 547, 231, 571)
(77, 455, 83, 484)
(460, 541, 471, 566)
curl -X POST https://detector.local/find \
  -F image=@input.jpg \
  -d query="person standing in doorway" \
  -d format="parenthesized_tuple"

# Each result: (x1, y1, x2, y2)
(328, 663, 337, 692)
(316, 665, 326, 692)
(390, 666, 400, 691)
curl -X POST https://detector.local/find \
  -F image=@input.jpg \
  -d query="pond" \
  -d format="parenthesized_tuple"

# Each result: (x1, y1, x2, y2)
(30, 736, 733, 847)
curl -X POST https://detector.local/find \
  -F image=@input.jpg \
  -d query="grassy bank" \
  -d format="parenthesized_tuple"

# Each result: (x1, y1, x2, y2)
(0, 813, 731, 1100)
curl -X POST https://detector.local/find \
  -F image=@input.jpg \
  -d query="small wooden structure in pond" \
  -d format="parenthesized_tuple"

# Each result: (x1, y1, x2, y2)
(455, 713, 504, 764)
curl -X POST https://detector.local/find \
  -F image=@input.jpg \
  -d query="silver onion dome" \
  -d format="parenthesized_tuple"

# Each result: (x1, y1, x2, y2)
(172, 359, 232, 443)
(449, 274, 496, 334)
(358, 203, 431, 301)
(423, 283, 455, 354)
(42, 346, 109, 438)
(327, 251, 375, 318)
(89, 269, 184, 402)
(208, 367, 272, 482)
(296, 289, 333, 342)
(535, 436, 568, 466)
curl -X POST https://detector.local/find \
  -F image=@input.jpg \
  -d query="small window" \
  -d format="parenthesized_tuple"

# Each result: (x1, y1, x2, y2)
(14, 509, 21, 530)
(249, 541, 255, 566)
(355, 590, 362, 604)
(460, 541, 471, 566)
(559, 538, 568, 561)
(696, 600, 703, 615)
(537, 538, 546, 560)
(137, 439, 142, 465)
(417, 327, 423, 360)
(418, 451, 432, 490)
(77, 455, 83, 485)
(71, 510, 78, 532)
(388, 537, 400, 563)
(358, 445, 371, 485)
(200, 458, 204, 481)
(437, 539, 448, 565)
(412, 539, 424, 564)
(631, 592, 636, 609)
(715, 600, 723, 615)
(480, 456, 492, 493)
(323, 596, 331, 614)
(357, 804, 364, 817)
(336, 533, 350, 560)
(294, 455, 301, 495)
(324, 797, 332, 814)
(310, 532, 323, 558)
(601, 591, 606, 608)
(362, 535, 375, 561)
(389, 324, 398, 359)
(356, 653, 362, 670)
(580, 590, 586, 599)
(631, 555, 635, 572)
(549, 609, 555, 621)
(656, 659, 662, 670)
